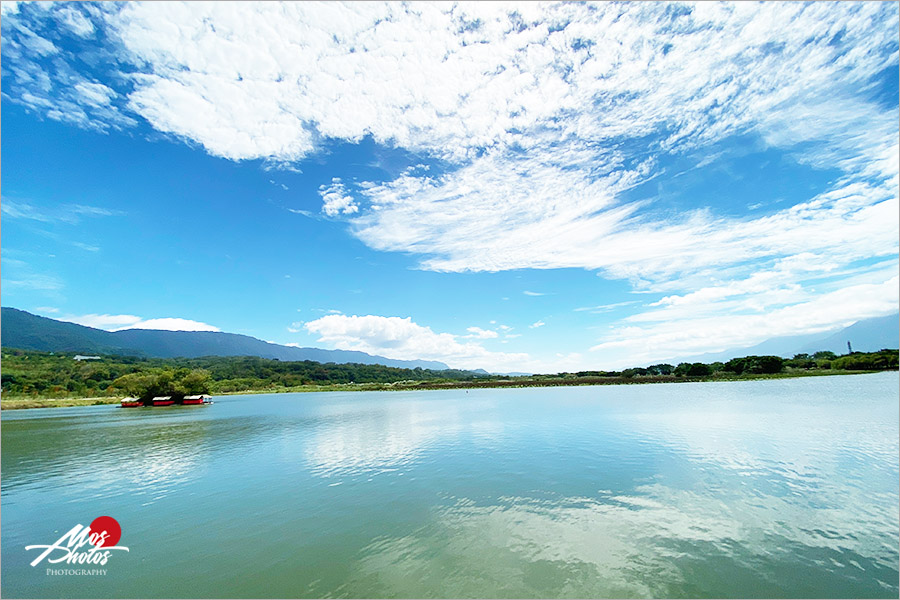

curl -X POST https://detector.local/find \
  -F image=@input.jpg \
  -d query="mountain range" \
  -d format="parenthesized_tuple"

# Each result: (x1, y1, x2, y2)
(0, 307, 450, 370)
(3, 307, 896, 372)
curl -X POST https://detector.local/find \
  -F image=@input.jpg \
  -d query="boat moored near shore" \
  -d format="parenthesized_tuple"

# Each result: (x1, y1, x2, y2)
(119, 395, 213, 408)
(182, 394, 213, 405)
(152, 396, 175, 407)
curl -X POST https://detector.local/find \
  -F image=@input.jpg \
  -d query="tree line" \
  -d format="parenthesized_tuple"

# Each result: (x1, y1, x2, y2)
(1, 347, 897, 399)
(544, 350, 898, 379)
(0, 350, 488, 398)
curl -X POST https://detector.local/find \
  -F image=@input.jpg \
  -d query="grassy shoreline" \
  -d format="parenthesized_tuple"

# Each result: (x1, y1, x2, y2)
(1, 396, 124, 410)
(1, 368, 889, 410)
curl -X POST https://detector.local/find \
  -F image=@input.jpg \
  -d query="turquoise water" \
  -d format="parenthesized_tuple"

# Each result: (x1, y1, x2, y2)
(2, 373, 898, 598)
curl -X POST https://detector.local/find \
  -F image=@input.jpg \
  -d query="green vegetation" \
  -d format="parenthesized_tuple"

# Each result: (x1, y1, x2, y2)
(0, 349, 489, 401)
(0, 397, 122, 410)
(1, 347, 897, 409)
(830, 351, 900, 371)
(109, 368, 213, 400)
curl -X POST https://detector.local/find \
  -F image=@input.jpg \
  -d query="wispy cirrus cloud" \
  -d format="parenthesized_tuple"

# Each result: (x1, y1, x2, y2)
(3, 273, 64, 292)
(1, 199, 122, 224)
(465, 326, 499, 340)
(354, 168, 898, 282)
(574, 301, 642, 314)
(1, 256, 65, 293)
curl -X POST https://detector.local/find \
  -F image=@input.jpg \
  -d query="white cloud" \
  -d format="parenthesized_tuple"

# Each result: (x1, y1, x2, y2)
(304, 314, 527, 371)
(1, 3, 136, 131)
(61, 313, 220, 332)
(319, 178, 359, 217)
(120, 318, 220, 332)
(3, 274, 63, 292)
(74, 82, 115, 106)
(529, 320, 546, 329)
(1, 200, 121, 224)
(2, 2, 898, 364)
(70, 204, 118, 217)
(1, 2, 22, 16)
(1, 256, 64, 292)
(63, 313, 143, 330)
(523, 290, 549, 297)
(75, 3, 887, 167)
(6, 3, 893, 170)
(355, 165, 898, 281)
(590, 273, 900, 369)
(465, 326, 498, 339)
(58, 7, 95, 38)
(1, 200, 51, 222)
(72, 242, 100, 252)
(574, 301, 642, 313)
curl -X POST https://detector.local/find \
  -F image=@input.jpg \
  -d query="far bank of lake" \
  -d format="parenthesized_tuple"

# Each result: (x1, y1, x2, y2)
(0, 368, 893, 410)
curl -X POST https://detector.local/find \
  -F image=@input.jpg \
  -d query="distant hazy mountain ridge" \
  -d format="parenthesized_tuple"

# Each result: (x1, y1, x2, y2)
(0, 308, 450, 370)
(676, 313, 900, 365)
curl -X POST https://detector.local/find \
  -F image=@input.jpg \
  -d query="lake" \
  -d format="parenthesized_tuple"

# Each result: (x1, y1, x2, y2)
(2, 372, 898, 598)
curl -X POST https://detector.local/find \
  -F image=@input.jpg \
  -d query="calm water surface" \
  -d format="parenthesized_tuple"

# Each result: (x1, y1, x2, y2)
(2, 373, 898, 598)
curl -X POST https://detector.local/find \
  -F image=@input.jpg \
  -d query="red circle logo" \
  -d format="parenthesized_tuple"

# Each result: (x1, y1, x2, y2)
(90, 516, 121, 547)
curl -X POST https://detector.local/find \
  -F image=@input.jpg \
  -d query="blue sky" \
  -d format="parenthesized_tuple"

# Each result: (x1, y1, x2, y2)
(2, 1, 898, 372)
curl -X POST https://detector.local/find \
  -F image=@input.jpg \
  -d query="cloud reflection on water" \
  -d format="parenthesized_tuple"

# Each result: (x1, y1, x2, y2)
(302, 397, 508, 478)
(296, 381, 899, 598)
(351, 482, 897, 598)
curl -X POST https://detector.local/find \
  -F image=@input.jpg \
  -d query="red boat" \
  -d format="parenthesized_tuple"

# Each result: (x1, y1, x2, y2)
(152, 396, 175, 406)
(121, 397, 143, 408)
(182, 395, 212, 406)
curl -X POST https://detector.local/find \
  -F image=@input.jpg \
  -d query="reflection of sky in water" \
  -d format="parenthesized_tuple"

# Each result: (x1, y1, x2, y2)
(302, 398, 469, 477)
(311, 377, 898, 597)
(1, 414, 211, 505)
(2, 373, 897, 598)
(352, 479, 897, 598)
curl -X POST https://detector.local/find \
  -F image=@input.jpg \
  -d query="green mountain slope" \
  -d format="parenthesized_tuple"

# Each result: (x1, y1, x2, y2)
(0, 307, 450, 370)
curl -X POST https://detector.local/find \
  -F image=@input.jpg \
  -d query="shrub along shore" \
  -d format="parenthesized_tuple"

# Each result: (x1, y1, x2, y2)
(1, 347, 897, 410)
